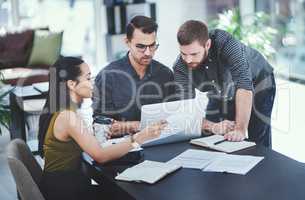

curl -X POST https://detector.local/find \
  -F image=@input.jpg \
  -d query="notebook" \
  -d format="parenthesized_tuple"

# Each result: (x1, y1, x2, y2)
(190, 135, 256, 153)
(115, 160, 181, 184)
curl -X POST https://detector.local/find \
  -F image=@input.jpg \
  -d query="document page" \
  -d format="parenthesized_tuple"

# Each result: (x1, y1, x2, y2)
(167, 149, 264, 175)
(140, 98, 205, 146)
(203, 154, 264, 175)
(167, 149, 225, 169)
(164, 113, 190, 134)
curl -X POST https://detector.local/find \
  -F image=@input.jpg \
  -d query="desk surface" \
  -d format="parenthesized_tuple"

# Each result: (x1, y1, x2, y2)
(85, 142, 305, 200)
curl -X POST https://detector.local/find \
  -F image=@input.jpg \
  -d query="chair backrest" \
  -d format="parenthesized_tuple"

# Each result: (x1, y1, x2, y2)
(6, 139, 45, 200)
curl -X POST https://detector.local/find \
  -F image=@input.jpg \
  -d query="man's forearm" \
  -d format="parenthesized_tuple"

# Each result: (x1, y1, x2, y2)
(202, 118, 214, 133)
(234, 89, 253, 133)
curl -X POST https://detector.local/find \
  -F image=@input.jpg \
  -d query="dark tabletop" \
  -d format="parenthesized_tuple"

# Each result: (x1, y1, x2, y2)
(86, 141, 305, 200)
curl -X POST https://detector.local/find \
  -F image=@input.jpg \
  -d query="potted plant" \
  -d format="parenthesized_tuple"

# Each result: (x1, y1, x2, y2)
(0, 72, 12, 135)
(209, 8, 278, 59)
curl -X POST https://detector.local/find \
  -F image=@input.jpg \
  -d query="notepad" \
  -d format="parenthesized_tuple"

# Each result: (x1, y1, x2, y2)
(115, 160, 181, 184)
(190, 135, 256, 153)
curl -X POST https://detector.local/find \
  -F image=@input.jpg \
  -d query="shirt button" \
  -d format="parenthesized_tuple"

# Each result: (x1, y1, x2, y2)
(205, 66, 209, 69)
(211, 80, 215, 83)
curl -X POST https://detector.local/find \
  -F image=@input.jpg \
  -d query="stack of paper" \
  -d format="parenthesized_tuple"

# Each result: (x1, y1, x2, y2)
(115, 160, 181, 184)
(167, 149, 263, 175)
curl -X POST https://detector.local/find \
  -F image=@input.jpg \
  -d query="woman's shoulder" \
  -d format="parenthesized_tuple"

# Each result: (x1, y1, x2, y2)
(53, 109, 82, 139)
(55, 109, 79, 128)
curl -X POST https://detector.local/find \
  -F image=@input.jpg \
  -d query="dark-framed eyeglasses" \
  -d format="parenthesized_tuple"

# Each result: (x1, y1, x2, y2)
(135, 43, 159, 52)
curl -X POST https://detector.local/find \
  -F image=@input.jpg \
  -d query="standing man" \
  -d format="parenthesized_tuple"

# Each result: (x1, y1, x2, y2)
(93, 15, 175, 137)
(174, 20, 276, 147)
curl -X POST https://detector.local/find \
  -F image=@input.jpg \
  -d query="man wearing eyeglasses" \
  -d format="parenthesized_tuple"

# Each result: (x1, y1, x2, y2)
(92, 15, 176, 138)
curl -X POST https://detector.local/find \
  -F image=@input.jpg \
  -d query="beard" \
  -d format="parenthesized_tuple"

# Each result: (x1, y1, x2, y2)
(185, 49, 209, 69)
(137, 55, 152, 66)
(186, 62, 201, 69)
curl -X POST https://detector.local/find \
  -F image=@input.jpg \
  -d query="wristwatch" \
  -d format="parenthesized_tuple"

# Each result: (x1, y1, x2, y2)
(130, 134, 141, 149)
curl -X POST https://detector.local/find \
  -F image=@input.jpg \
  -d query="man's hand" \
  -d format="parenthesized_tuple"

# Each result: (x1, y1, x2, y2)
(203, 120, 235, 135)
(224, 129, 246, 142)
(108, 121, 140, 138)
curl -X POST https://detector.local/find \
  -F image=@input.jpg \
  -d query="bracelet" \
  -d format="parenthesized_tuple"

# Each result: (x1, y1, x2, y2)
(130, 134, 141, 149)
(130, 134, 135, 143)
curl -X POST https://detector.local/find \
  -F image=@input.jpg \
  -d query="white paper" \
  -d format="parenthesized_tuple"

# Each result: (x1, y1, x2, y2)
(140, 97, 207, 146)
(203, 154, 264, 175)
(167, 149, 264, 175)
(167, 149, 226, 169)
(164, 113, 190, 134)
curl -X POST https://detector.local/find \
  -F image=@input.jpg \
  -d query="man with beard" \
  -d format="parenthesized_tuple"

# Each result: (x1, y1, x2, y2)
(93, 15, 175, 138)
(173, 20, 276, 148)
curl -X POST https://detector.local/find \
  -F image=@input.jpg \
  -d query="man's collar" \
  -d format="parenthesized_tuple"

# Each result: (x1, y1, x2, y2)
(123, 52, 154, 79)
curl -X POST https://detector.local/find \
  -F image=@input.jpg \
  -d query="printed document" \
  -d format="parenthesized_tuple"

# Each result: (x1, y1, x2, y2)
(168, 149, 264, 175)
(203, 154, 264, 175)
(140, 93, 208, 146)
(167, 149, 225, 169)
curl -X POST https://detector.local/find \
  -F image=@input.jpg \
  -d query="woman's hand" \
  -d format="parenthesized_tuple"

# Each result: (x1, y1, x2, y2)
(108, 121, 140, 138)
(134, 120, 167, 144)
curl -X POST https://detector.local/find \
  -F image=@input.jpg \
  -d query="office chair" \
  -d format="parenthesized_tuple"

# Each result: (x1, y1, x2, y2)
(6, 139, 45, 200)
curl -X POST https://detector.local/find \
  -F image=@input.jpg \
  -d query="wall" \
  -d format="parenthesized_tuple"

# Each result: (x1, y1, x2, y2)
(148, 0, 207, 68)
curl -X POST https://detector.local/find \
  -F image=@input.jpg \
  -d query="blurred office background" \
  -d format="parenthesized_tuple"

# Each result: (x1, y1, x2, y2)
(1, 0, 305, 199)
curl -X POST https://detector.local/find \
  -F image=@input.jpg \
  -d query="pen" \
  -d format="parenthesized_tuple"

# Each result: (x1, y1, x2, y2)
(214, 139, 227, 145)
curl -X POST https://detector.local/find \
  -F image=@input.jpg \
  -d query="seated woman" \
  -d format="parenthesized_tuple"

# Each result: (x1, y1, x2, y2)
(38, 57, 166, 200)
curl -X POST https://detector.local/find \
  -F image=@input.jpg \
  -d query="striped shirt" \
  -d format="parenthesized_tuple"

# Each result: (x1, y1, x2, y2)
(173, 29, 273, 100)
